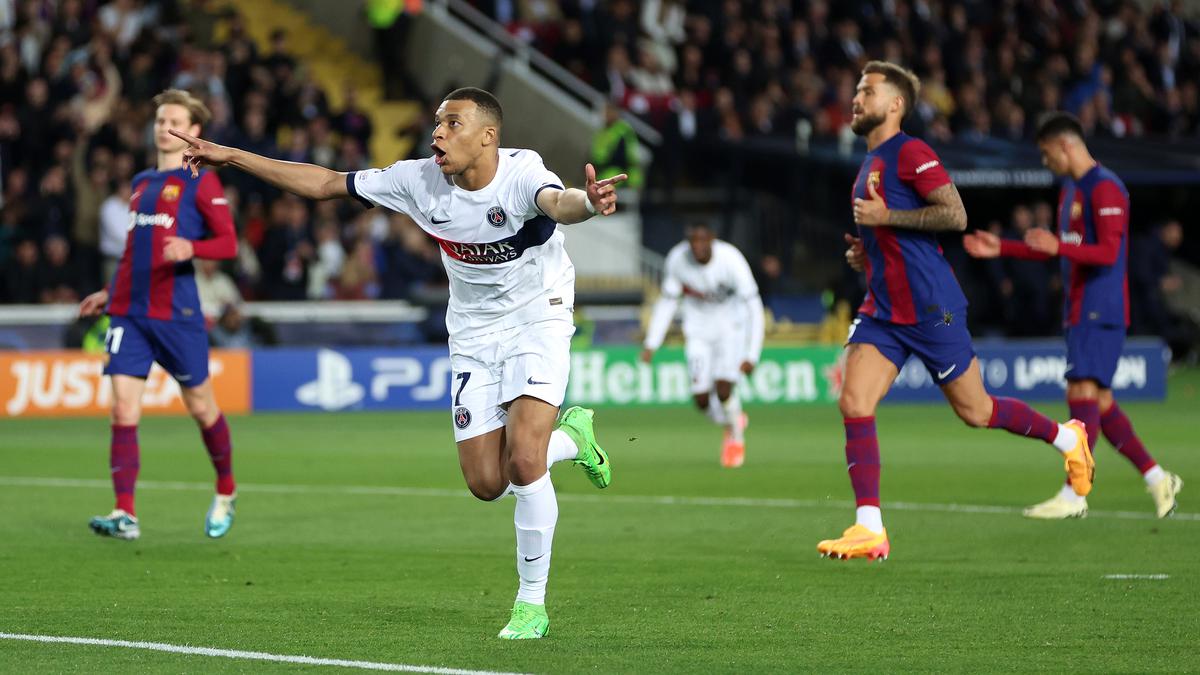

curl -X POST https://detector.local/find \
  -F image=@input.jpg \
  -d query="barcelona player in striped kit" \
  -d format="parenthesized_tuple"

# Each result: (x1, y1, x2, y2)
(78, 90, 239, 541)
(965, 112, 1182, 519)
(817, 63, 1094, 561)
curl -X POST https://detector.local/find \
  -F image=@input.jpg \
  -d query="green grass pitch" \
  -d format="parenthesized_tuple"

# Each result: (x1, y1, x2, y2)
(2, 371, 1198, 673)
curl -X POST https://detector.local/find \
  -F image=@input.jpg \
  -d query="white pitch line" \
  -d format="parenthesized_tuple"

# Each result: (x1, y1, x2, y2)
(1102, 574, 1170, 580)
(0, 632, 529, 674)
(1, 475, 1196, 522)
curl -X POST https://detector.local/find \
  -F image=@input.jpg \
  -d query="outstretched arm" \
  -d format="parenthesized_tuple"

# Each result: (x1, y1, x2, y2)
(170, 129, 349, 201)
(537, 163, 627, 224)
(964, 229, 1052, 261)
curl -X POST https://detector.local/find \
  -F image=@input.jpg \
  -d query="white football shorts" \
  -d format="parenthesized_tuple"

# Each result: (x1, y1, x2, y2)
(448, 315, 575, 442)
(685, 331, 745, 394)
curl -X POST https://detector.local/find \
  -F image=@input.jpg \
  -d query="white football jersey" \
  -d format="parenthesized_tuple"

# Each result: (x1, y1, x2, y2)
(348, 149, 575, 338)
(644, 239, 764, 362)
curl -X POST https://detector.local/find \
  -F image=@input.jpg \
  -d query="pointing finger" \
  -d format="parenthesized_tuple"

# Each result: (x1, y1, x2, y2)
(596, 173, 628, 187)
(169, 129, 200, 145)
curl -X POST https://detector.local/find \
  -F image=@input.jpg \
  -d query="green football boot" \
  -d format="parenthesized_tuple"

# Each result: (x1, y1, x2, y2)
(557, 406, 610, 489)
(497, 601, 550, 639)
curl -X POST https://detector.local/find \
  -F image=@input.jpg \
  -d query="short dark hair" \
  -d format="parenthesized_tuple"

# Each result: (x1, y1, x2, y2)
(1035, 112, 1084, 143)
(443, 87, 503, 126)
(862, 61, 920, 118)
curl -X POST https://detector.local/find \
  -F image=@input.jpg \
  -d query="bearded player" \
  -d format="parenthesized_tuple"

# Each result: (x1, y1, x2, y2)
(170, 87, 620, 639)
(964, 112, 1182, 519)
(79, 89, 239, 541)
(641, 222, 764, 467)
(818, 63, 1093, 561)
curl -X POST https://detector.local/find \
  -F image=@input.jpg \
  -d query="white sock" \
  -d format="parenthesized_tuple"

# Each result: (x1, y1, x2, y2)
(706, 396, 727, 426)
(1051, 424, 1078, 453)
(721, 393, 744, 442)
(546, 429, 579, 468)
(1057, 482, 1086, 503)
(512, 472, 557, 605)
(855, 505, 884, 534)
(1143, 465, 1165, 487)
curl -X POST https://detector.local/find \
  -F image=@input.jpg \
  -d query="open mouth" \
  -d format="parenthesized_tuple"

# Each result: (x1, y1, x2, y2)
(432, 144, 447, 166)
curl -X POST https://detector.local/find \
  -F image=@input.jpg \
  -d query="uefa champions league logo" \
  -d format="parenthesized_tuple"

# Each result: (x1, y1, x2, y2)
(486, 206, 507, 228)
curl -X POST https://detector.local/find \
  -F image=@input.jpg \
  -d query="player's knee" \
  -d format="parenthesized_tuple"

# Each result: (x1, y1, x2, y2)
(185, 396, 215, 424)
(715, 382, 733, 402)
(465, 476, 507, 502)
(505, 452, 544, 486)
(838, 390, 874, 419)
(693, 393, 710, 412)
(111, 399, 141, 426)
(955, 402, 992, 428)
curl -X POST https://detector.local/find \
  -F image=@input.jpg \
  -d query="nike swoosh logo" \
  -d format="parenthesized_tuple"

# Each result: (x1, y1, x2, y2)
(527, 377, 550, 385)
(936, 365, 957, 380)
(431, 217, 451, 224)
(523, 554, 546, 562)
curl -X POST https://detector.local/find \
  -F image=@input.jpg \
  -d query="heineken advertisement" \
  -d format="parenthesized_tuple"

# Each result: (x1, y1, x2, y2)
(565, 346, 842, 407)
(563, 338, 1168, 407)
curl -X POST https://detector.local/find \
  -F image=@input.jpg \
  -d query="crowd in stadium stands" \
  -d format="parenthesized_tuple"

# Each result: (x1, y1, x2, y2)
(0, 0, 447, 316)
(2, 0, 1199, 350)
(477, 0, 1200, 145)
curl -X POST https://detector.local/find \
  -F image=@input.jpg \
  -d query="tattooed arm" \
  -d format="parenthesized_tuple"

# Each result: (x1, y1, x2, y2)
(885, 183, 968, 232)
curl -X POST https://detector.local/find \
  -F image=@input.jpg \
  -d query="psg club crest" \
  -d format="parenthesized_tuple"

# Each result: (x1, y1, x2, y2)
(486, 206, 508, 228)
(454, 406, 472, 429)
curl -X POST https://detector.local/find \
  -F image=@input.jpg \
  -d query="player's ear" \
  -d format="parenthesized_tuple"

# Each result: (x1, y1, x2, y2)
(483, 125, 497, 147)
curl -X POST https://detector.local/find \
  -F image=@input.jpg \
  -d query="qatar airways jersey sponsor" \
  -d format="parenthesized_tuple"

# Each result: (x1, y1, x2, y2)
(348, 149, 574, 338)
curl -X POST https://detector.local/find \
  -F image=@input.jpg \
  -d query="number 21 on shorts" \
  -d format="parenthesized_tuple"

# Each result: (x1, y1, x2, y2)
(105, 325, 125, 354)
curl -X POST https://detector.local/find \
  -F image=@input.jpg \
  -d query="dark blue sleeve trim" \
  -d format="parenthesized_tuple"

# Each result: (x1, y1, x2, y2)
(346, 171, 374, 209)
(533, 183, 564, 217)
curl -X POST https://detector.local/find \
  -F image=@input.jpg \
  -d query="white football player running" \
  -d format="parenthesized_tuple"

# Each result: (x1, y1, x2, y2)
(641, 222, 765, 467)
(170, 87, 625, 640)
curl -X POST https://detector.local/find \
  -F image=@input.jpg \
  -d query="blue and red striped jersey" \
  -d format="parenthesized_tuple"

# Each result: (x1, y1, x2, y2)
(1056, 165, 1130, 327)
(852, 132, 966, 324)
(107, 168, 236, 324)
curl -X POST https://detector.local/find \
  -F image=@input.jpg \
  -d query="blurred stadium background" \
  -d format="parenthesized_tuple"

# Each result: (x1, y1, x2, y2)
(2, 0, 1198, 379)
(2, 1, 1200, 672)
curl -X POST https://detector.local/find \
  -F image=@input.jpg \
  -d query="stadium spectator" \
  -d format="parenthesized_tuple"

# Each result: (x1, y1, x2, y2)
(196, 259, 243, 323)
(209, 303, 259, 349)
(1001, 203, 1057, 337)
(38, 234, 83, 304)
(99, 180, 131, 283)
(258, 194, 314, 301)
(1131, 220, 1200, 358)
(591, 103, 644, 189)
(3, 237, 43, 304)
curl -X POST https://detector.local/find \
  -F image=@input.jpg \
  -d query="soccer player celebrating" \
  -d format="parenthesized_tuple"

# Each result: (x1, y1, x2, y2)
(168, 87, 618, 639)
(964, 112, 1183, 519)
(818, 63, 1093, 561)
(79, 89, 239, 541)
(641, 222, 764, 467)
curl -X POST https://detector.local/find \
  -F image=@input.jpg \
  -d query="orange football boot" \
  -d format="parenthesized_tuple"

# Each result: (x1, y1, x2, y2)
(817, 524, 890, 561)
